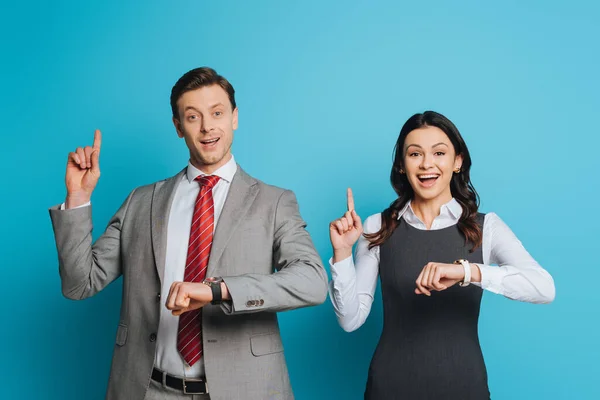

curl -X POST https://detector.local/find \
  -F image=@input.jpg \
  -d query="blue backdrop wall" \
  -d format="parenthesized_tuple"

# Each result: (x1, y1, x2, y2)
(1, 1, 598, 399)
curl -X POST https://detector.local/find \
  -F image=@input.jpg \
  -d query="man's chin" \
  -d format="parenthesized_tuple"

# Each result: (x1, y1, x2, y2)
(191, 152, 230, 171)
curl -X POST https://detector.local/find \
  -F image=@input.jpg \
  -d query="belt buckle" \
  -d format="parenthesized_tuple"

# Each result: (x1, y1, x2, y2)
(183, 378, 208, 395)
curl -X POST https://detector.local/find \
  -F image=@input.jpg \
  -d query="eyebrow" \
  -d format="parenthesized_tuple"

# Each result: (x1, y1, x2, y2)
(184, 106, 200, 113)
(405, 142, 449, 150)
(183, 103, 225, 113)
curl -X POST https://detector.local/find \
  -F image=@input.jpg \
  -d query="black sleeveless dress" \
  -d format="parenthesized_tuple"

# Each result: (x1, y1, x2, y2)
(365, 214, 490, 400)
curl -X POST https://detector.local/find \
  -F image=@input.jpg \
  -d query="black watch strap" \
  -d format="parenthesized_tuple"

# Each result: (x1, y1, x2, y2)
(210, 282, 223, 305)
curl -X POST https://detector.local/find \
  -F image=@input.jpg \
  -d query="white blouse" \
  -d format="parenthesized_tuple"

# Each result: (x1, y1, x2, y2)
(328, 198, 556, 332)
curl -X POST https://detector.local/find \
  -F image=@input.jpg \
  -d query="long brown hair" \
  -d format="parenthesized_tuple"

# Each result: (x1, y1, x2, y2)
(364, 111, 482, 251)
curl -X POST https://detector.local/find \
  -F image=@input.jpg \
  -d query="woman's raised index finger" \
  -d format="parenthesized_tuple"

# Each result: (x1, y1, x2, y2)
(347, 188, 355, 211)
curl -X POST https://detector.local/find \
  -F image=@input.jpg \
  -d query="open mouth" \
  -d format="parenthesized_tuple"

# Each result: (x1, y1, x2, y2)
(200, 137, 220, 146)
(417, 173, 440, 187)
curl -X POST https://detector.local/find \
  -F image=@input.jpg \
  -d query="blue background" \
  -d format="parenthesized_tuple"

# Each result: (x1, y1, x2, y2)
(1, 1, 598, 399)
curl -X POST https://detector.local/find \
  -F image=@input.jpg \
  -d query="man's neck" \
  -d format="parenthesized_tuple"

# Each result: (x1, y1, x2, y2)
(191, 153, 233, 175)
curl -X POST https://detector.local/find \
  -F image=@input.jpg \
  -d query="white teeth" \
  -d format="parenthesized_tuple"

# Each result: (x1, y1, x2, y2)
(203, 138, 219, 144)
(418, 174, 439, 179)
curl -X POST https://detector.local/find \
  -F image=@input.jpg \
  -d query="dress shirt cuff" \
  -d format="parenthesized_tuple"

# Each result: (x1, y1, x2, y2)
(219, 276, 240, 314)
(60, 201, 91, 210)
(476, 264, 504, 295)
(219, 300, 234, 314)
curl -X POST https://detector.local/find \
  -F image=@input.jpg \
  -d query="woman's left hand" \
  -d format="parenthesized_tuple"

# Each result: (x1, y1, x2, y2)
(415, 262, 465, 296)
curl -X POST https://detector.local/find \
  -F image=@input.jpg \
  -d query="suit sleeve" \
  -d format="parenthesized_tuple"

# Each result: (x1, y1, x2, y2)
(48, 190, 135, 300)
(220, 190, 328, 314)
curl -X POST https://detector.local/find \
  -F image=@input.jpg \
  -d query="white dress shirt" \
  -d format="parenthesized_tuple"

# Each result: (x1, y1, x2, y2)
(329, 198, 556, 333)
(155, 155, 237, 378)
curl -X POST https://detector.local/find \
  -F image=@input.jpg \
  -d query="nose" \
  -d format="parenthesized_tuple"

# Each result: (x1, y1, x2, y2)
(420, 153, 433, 169)
(200, 117, 215, 133)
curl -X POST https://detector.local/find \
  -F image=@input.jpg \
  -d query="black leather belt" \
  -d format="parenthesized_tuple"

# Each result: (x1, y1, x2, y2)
(152, 367, 208, 395)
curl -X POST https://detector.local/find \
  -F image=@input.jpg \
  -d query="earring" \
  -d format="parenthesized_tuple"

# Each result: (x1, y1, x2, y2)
(454, 167, 461, 173)
(399, 168, 405, 174)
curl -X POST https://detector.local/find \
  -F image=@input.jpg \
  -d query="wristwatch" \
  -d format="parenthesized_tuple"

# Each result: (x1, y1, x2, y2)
(454, 259, 471, 287)
(202, 277, 224, 305)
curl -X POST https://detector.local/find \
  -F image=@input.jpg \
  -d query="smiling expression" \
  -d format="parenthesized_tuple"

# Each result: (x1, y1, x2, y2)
(173, 84, 238, 174)
(403, 125, 463, 203)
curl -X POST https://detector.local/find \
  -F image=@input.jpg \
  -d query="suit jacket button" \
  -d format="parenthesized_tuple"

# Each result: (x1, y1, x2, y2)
(259, 299, 264, 306)
(156, 293, 161, 302)
(246, 300, 254, 307)
(149, 333, 157, 342)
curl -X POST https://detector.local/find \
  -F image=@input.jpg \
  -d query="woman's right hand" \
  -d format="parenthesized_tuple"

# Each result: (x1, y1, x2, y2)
(65, 130, 102, 209)
(329, 188, 363, 263)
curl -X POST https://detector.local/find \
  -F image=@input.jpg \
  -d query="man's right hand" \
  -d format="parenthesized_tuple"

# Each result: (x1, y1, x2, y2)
(65, 130, 102, 209)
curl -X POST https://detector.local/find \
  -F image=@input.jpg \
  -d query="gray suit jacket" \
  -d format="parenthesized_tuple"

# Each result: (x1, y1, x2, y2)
(49, 166, 328, 400)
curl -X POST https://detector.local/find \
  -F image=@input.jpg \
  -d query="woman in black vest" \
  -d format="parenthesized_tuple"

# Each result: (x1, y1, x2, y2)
(328, 111, 555, 399)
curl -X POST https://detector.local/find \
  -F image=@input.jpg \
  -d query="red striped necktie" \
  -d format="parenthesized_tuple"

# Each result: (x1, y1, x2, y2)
(177, 175, 220, 367)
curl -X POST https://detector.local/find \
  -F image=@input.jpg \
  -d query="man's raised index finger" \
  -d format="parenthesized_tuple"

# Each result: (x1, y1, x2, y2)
(93, 129, 102, 151)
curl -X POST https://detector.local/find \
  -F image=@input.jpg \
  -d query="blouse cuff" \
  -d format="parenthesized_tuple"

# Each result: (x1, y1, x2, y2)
(476, 264, 505, 295)
(328, 256, 356, 287)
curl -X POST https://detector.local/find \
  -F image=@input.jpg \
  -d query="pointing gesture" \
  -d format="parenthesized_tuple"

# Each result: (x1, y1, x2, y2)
(347, 187, 355, 211)
(65, 130, 102, 208)
(329, 188, 363, 262)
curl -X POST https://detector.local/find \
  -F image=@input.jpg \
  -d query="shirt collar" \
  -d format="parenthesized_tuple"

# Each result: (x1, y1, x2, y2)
(396, 197, 463, 221)
(185, 155, 237, 184)
(443, 198, 463, 219)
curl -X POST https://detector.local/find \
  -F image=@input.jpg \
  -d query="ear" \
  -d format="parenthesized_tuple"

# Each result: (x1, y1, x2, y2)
(232, 107, 239, 130)
(172, 117, 184, 138)
(454, 153, 464, 170)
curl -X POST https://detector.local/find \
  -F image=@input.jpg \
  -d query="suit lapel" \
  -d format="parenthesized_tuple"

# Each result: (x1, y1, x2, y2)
(151, 169, 186, 284)
(207, 166, 259, 277)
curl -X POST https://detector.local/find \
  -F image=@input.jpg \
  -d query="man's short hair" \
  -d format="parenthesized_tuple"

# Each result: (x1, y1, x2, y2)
(170, 67, 236, 119)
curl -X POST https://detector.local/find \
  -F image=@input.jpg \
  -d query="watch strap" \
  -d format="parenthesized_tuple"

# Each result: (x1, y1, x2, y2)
(210, 282, 223, 305)
(457, 259, 471, 287)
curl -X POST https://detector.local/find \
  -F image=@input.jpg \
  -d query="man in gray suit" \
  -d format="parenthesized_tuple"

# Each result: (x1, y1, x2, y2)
(49, 67, 328, 400)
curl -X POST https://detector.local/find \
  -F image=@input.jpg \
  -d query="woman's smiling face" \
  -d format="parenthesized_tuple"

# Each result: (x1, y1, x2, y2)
(403, 125, 463, 203)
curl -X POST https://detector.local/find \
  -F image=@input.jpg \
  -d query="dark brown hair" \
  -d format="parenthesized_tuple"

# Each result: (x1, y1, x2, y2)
(170, 67, 236, 119)
(364, 111, 482, 251)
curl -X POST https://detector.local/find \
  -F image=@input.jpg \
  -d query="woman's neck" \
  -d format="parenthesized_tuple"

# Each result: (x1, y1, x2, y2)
(410, 193, 453, 230)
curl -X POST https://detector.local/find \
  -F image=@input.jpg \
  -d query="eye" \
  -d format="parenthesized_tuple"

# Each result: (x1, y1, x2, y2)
(214, 111, 223, 117)
(409, 152, 421, 157)
(434, 151, 445, 156)
(187, 115, 198, 121)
